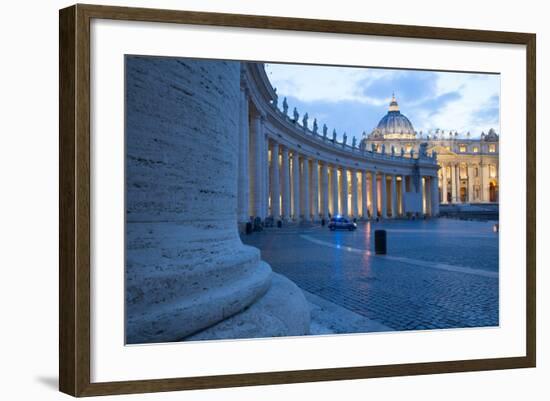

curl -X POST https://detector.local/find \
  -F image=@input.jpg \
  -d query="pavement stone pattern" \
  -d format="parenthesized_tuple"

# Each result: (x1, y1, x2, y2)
(242, 218, 499, 332)
(303, 290, 392, 335)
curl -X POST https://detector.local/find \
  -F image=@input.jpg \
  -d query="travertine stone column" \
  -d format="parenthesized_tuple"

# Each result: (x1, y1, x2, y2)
(270, 141, 280, 218)
(252, 114, 265, 218)
(302, 157, 310, 221)
(341, 167, 349, 216)
(441, 163, 448, 204)
(455, 164, 462, 204)
(431, 175, 440, 216)
(467, 164, 475, 203)
(281, 146, 291, 220)
(321, 163, 329, 219)
(263, 128, 269, 215)
(237, 87, 249, 224)
(371, 171, 378, 218)
(391, 175, 397, 218)
(401, 175, 407, 216)
(450, 163, 457, 204)
(424, 177, 431, 215)
(351, 169, 358, 218)
(481, 163, 490, 202)
(311, 159, 319, 221)
(331, 166, 339, 216)
(380, 173, 387, 218)
(292, 151, 300, 220)
(125, 57, 309, 344)
(361, 171, 367, 218)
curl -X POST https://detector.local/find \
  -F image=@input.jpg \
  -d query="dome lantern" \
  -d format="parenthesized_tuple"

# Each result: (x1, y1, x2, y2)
(388, 92, 400, 112)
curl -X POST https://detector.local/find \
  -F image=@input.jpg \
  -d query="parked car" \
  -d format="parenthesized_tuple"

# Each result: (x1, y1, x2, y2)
(328, 216, 357, 231)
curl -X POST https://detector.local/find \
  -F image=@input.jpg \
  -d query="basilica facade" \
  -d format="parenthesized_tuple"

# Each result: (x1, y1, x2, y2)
(362, 95, 500, 205)
(238, 63, 441, 228)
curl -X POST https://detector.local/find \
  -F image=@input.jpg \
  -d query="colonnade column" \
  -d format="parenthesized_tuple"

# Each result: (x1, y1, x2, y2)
(380, 173, 387, 218)
(431, 175, 440, 216)
(371, 171, 378, 218)
(237, 88, 249, 223)
(455, 164, 462, 204)
(400, 175, 407, 216)
(361, 171, 367, 218)
(456, 164, 462, 203)
(302, 157, 310, 221)
(331, 166, 339, 217)
(341, 168, 349, 217)
(481, 163, 490, 202)
(391, 175, 397, 218)
(281, 146, 291, 220)
(321, 163, 329, 219)
(311, 159, 319, 221)
(253, 114, 265, 218)
(451, 163, 458, 203)
(467, 164, 475, 203)
(351, 169, 358, 218)
(263, 129, 269, 215)
(441, 163, 448, 204)
(425, 177, 432, 216)
(270, 141, 280, 218)
(292, 151, 300, 220)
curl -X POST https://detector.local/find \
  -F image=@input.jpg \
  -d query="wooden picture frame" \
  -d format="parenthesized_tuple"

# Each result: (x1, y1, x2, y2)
(59, 3, 536, 396)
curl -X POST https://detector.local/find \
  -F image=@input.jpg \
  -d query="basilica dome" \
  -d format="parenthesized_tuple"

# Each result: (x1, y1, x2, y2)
(370, 95, 416, 139)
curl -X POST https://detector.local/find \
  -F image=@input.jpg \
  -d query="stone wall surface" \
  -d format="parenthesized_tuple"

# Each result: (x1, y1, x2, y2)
(125, 57, 309, 344)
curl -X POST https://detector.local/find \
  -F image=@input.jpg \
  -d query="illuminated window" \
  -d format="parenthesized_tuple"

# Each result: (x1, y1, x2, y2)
(489, 165, 497, 178)
(445, 146, 451, 151)
(488, 144, 497, 153)
(473, 146, 479, 153)
(459, 144, 467, 153)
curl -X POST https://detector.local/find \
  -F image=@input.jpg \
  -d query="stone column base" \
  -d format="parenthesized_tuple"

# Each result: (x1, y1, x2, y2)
(186, 271, 310, 341)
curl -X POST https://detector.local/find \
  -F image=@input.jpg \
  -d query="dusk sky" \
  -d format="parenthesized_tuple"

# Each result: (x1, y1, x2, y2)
(265, 63, 500, 142)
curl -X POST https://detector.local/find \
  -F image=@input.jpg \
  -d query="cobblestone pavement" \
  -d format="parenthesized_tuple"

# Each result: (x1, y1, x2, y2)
(241, 218, 499, 332)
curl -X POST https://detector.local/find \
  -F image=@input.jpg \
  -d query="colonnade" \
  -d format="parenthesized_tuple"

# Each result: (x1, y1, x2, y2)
(237, 81, 440, 226)
(239, 113, 438, 222)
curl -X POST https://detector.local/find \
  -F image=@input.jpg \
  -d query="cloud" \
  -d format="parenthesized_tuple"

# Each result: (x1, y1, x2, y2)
(358, 69, 439, 106)
(281, 95, 386, 142)
(266, 62, 500, 138)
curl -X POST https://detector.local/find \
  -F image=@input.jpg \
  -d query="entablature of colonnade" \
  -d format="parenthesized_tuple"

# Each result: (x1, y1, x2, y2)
(264, 121, 439, 177)
(242, 62, 439, 177)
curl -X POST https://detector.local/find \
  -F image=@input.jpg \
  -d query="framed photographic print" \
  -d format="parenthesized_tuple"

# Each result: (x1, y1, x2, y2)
(59, 4, 536, 397)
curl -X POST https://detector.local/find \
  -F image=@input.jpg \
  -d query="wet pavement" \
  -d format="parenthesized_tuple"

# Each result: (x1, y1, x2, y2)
(241, 218, 499, 332)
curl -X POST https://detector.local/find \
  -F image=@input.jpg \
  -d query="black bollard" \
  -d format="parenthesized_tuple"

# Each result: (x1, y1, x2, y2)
(374, 229, 387, 255)
(277, 220, 282, 228)
(245, 222, 252, 235)
(321, 218, 326, 226)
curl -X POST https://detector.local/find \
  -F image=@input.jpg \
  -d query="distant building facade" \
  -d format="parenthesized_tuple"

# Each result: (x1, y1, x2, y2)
(362, 95, 499, 204)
